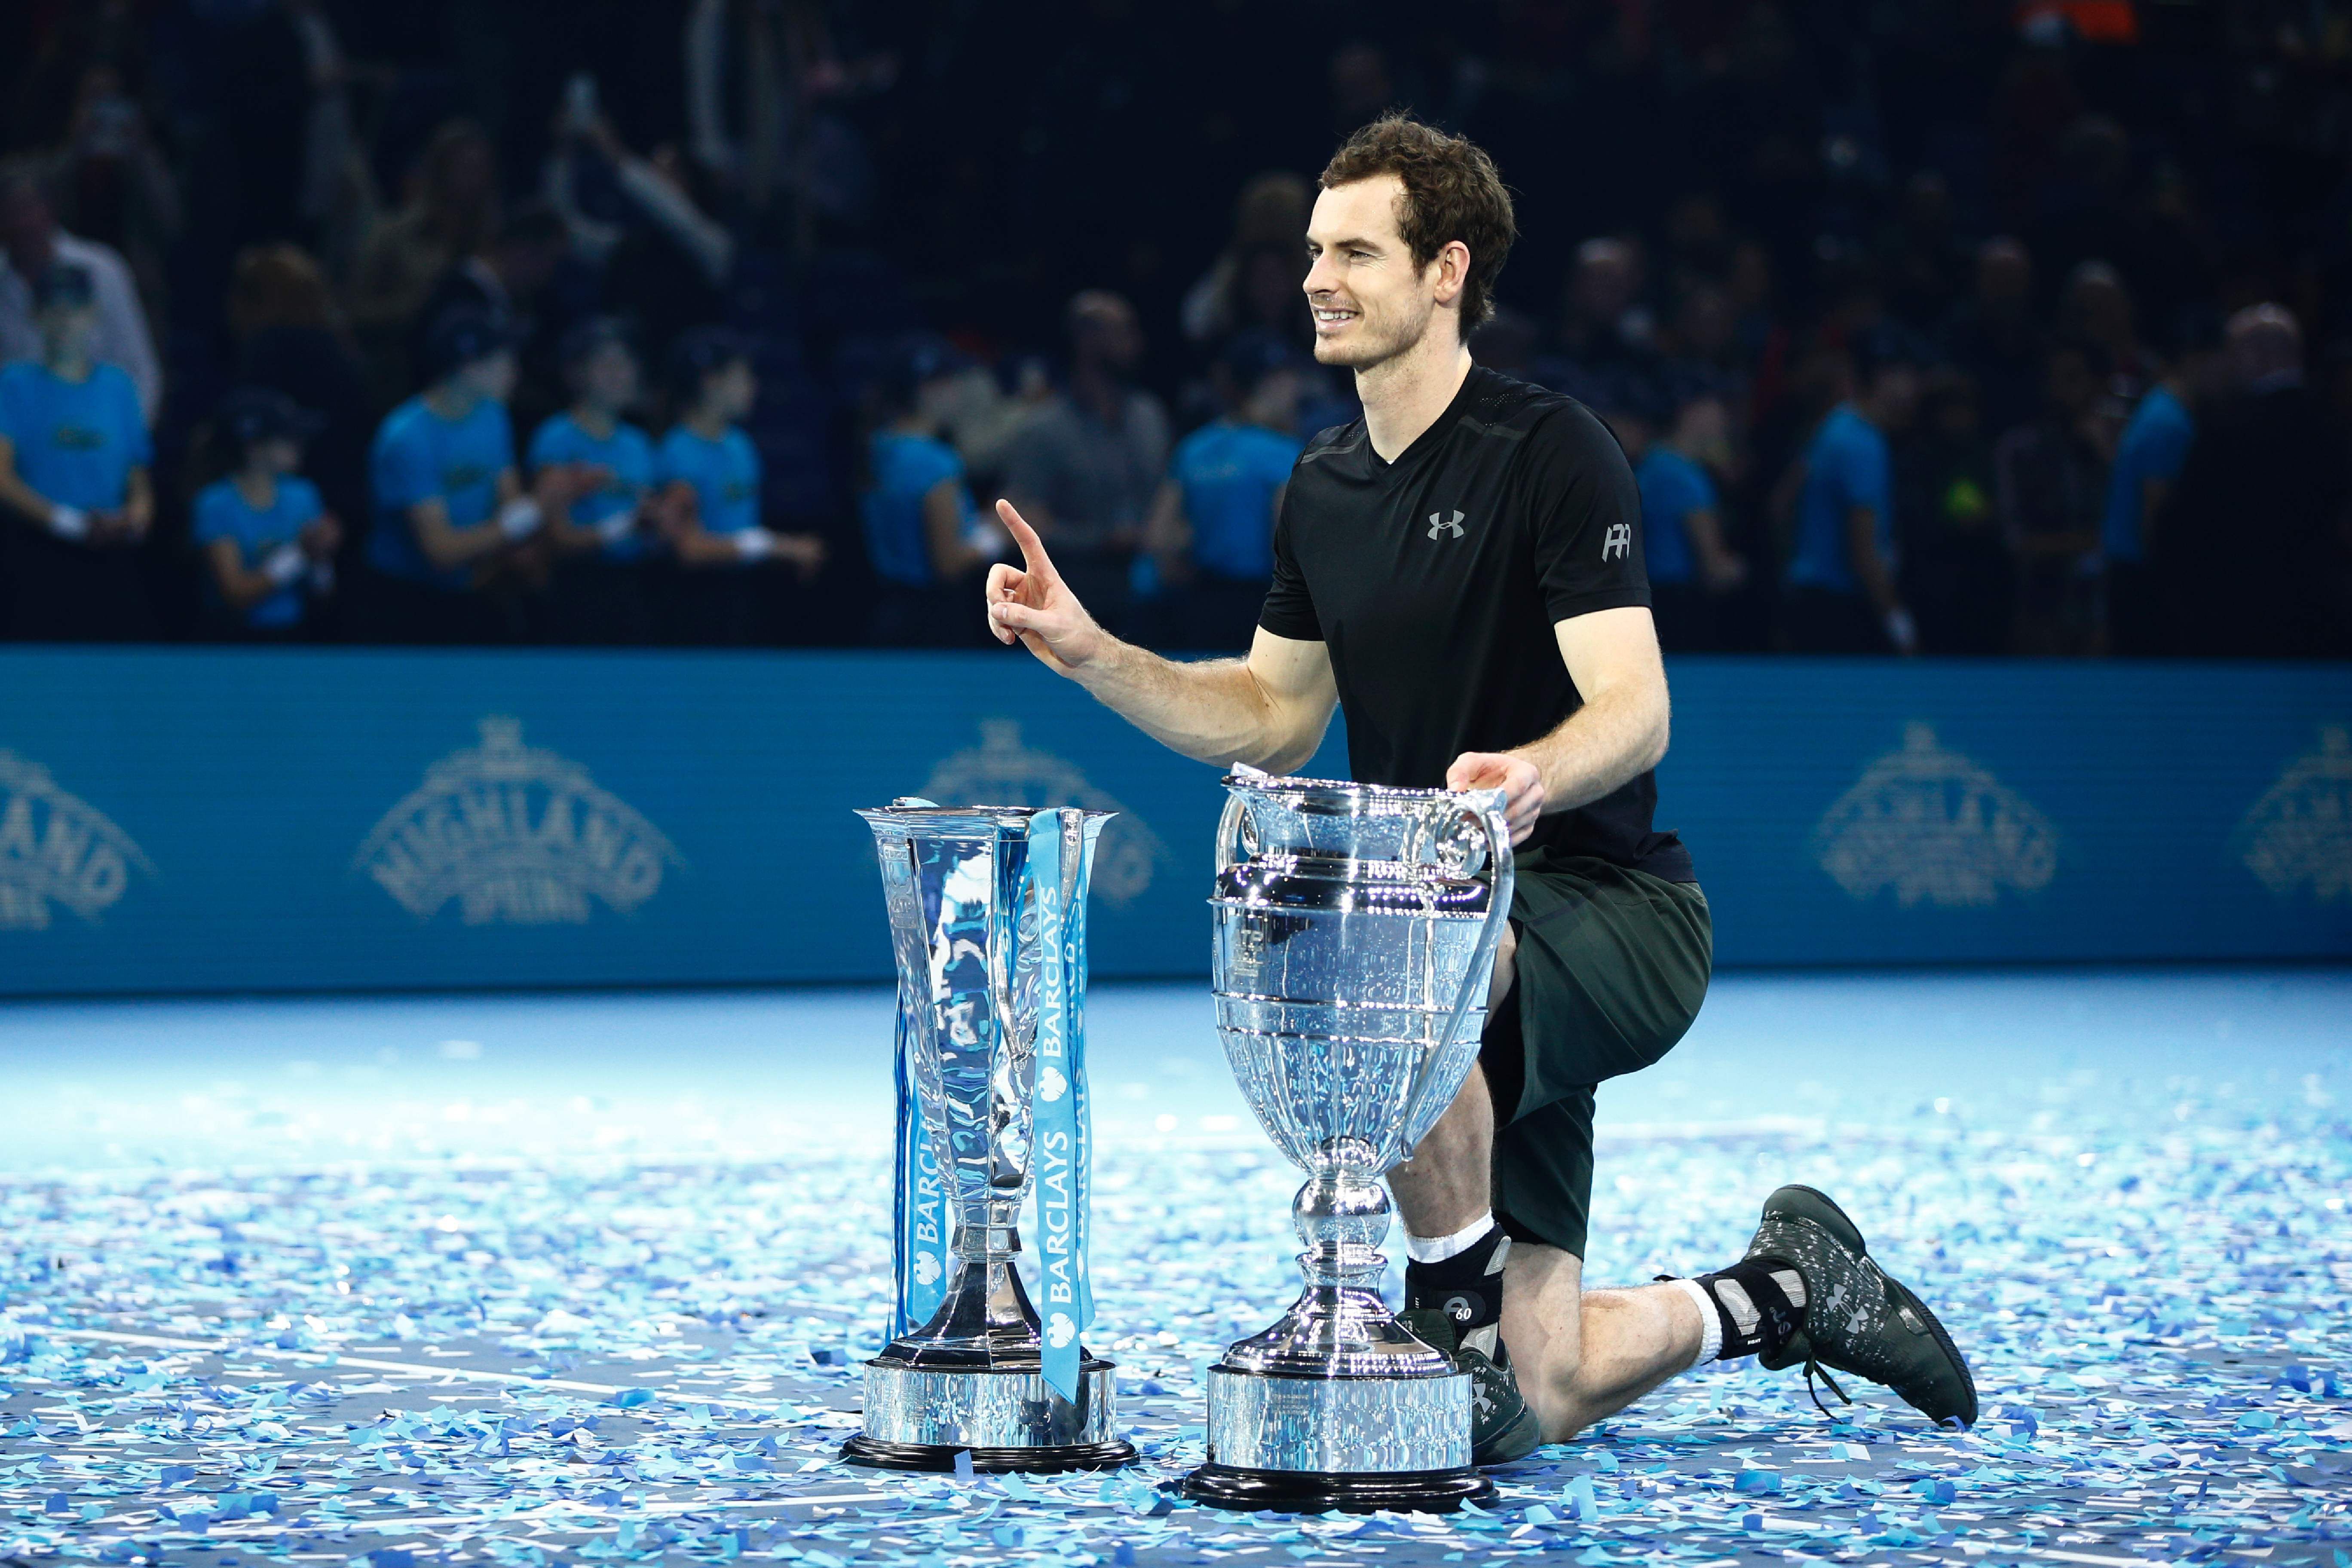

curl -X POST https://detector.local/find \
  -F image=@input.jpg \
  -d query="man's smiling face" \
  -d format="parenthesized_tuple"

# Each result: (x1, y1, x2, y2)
(1303, 174, 1440, 371)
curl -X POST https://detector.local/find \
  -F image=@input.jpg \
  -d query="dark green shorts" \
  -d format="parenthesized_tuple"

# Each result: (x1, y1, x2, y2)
(1479, 850, 1713, 1259)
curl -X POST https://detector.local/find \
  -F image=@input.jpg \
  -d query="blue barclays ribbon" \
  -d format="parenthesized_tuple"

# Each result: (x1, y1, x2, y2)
(891, 996, 949, 1341)
(884, 812, 951, 1345)
(1027, 810, 1083, 1403)
(1069, 812, 1106, 1341)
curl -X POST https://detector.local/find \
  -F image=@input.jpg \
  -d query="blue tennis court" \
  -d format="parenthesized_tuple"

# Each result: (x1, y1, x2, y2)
(4, 968, 2344, 1565)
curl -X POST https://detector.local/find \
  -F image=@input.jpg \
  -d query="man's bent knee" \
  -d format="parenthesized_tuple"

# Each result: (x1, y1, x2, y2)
(1489, 921, 1518, 1010)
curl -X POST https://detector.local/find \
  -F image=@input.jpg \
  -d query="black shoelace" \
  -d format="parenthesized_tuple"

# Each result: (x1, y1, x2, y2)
(1803, 1356, 1853, 1418)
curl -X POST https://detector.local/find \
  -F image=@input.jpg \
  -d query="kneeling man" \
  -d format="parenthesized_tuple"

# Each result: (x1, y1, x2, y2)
(984, 114, 1975, 1458)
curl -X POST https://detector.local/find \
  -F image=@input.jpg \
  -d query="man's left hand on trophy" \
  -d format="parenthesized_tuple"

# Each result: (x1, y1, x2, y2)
(1446, 751, 1544, 845)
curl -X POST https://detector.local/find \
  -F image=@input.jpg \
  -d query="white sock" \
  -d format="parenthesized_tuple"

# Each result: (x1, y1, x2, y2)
(1673, 1277, 1722, 1369)
(1404, 1212, 1495, 1265)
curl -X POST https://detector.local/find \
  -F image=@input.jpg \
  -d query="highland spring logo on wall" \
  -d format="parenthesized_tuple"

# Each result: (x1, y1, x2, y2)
(0, 751, 154, 929)
(355, 717, 683, 925)
(1813, 722, 2058, 907)
(918, 718, 1166, 906)
(2235, 724, 2352, 902)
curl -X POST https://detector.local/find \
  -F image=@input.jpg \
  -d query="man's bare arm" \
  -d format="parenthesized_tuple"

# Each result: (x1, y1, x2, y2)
(986, 500, 1335, 772)
(1446, 605, 1669, 844)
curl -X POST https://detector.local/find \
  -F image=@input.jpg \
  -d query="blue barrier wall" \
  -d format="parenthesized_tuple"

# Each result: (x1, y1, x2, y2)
(1, 649, 2345, 994)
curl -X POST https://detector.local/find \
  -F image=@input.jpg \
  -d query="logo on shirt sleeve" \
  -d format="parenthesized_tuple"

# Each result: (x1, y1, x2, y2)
(1602, 522, 1632, 561)
(1427, 510, 1465, 539)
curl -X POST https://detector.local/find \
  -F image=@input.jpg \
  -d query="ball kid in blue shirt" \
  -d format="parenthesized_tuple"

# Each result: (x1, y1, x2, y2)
(368, 307, 575, 596)
(195, 387, 340, 632)
(531, 320, 658, 564)
(1145, 331, 1304, 590)
(0, 263, 152, 550)
(655, 327, 824, 578)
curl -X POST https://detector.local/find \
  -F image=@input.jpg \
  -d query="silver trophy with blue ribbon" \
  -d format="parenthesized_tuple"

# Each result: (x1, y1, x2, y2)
(1185, 769, 1513, 1513)
(843, 801, 1135, 1473)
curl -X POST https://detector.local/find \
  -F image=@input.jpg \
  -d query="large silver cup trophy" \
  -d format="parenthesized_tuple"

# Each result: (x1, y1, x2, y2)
(842, 802, 1136, 1473)
(1185, 769, 1514, 1513)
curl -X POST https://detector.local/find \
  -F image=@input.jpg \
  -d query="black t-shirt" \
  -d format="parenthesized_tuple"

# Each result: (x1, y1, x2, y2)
(1259, 365, 1694, 881)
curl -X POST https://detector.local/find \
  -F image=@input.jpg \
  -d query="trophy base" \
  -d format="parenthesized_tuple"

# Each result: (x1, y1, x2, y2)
(1182, 1461, 1495, 1514)
(841, 1435, 1139, 1474)
(1200, 1365, 1475, 1473)
(845, 1355, 1130, 1472)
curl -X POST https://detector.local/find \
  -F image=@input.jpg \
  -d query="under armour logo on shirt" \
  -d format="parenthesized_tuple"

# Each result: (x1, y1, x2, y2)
(1428, 510, 1466, 539)
(1602, 522, 1631, 561)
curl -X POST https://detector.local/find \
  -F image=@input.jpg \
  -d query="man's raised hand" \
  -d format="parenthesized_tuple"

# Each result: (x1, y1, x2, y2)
(986, 499, 1106, 677)
(1446, 750, 1545, 846)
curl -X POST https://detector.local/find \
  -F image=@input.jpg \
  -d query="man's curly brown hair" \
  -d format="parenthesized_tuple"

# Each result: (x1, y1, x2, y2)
(1320, 114, 1517, 336)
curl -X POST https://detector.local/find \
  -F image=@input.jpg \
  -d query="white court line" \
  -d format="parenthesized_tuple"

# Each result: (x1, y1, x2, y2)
(49, 1328, 796, 1414)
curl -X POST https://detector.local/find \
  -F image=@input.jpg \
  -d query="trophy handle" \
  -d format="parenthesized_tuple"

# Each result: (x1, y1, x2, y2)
(1397, 790, 1516, 1154)
(1214, 790, 1251, 877)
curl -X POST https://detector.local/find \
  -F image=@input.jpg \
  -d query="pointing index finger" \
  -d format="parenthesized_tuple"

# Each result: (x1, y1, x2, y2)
(995, 500, 1057, 581)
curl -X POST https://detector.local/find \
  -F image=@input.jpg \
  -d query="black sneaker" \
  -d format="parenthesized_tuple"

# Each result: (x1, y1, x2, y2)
(1743, 1184, 1978, 1429)
(1400, 1307, 1543, 1464)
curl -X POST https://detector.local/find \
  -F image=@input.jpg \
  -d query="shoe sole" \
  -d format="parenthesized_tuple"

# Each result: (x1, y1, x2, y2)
(1473, 1405, 1543, 1468)
(1760, 1184, 1980, 1429)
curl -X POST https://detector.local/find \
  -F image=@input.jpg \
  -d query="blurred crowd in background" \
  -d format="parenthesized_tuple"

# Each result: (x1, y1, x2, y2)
(0, 0, 2346, 655)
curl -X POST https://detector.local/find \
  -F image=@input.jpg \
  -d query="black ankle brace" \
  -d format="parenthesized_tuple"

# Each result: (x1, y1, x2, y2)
(1692, 1258, 1807, 1360)
(1405, 1226, 1511, 1334)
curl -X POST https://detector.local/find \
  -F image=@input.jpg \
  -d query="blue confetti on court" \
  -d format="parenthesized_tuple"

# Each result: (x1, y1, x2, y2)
(1, 972, 2346, 1565)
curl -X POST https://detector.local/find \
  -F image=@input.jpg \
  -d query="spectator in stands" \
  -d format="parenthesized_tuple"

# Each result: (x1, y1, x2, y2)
(226, 245, 370, 533)
(361, 307, 576, 644)
(1994, 343, 2108, 655)
(0, 159, 160, 425)
(283, 0, 368, 276)
(1879, 171, 1968, 334)
(1898, 370, 2010, 656)
(1782, 349, 1920, 655)
(50, 64, 181, 346)
(1940, 238, 2043, 439)
(0, 263, 153, 640)
(927, 353, 1053, 485)
(2159, 305, 2350, 658)
(655, 328, 826, 645)
(1629, 393, 1747, 652)
(414, 198, 573, 433)
(192, 388, 339, 640)
(1657, 282, 1749, 419)
(2100, 341, 2202, 655)
(1138, 330, 1304, 652)
(548, 103, 735, 353)
(346, 121, 500, 401)
(860, 335, 1003, 647)
(529, 319, 660, 644)
(2060, 261, 2157, 389)
(414, 201, 569, 354)
(1179, 173, 1315, 353)
(1541, 237, 1660, 413)
(1002, 291, 1171, 622)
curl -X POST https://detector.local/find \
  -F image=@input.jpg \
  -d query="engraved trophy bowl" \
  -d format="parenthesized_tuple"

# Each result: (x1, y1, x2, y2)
(842, 802, 1136, 1474)
(1184, 768, 1514, 1513)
